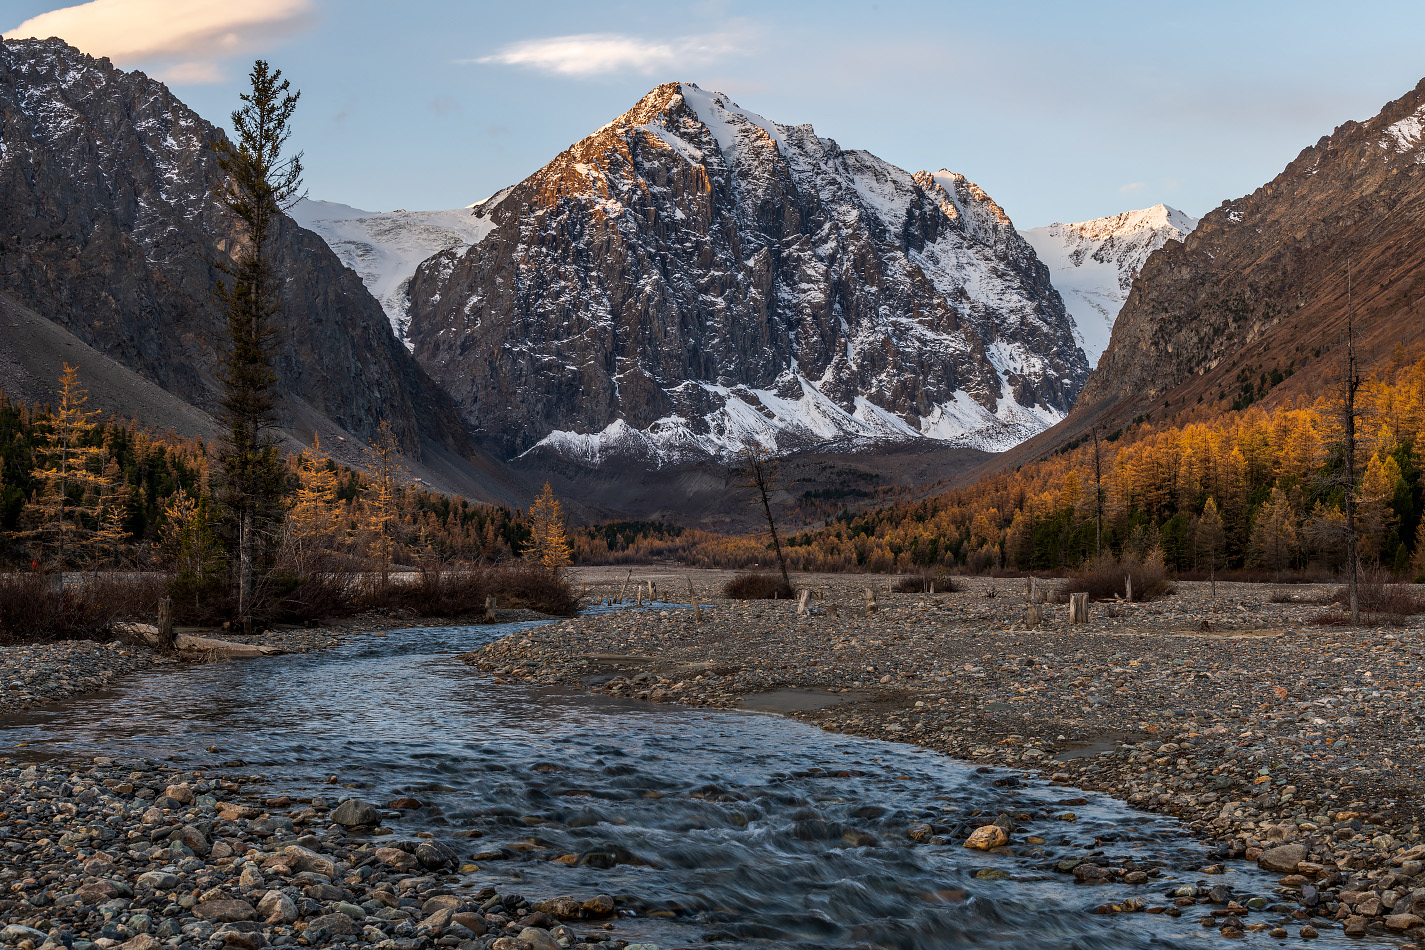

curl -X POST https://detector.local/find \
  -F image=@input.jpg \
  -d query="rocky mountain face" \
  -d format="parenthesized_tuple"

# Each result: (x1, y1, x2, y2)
(406, 82, 1087, 465)
(1020, 205, 1197, 366)
(0, 37, 473, 461)
(1073, 78, 1425, 420)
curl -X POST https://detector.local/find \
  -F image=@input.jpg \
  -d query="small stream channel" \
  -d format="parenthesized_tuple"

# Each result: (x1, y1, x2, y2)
(0, 617, 1388, 949)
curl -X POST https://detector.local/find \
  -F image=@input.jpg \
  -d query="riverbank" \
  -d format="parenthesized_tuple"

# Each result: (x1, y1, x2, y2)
(0, 755, 641, 950)
(466, 571, 1425, 943)
(0, 607, 554, 716)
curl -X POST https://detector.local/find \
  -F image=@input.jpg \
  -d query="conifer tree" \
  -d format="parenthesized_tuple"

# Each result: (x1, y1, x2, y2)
(93, 458, 131, 566)
(527, 482, 572, 575)
(1247, 487, 1300, 581)
(290, 436, 343, 561)
(160, 488, 226, 609)
(1412, 518, 1425, 580)
(362, 421, 406, 585)
(24, 365, 111, 575)
(212, 60, 305, 632)
(1193, 496, 1227, 595)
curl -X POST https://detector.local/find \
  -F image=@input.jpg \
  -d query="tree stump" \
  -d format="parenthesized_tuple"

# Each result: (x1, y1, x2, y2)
(484, 596, 497, 623)
(1025, 603, 1043, 627)
(864, 587, 877, 614)
(827, 602, 839, 618)
(1069, 592, 1089, 624)
(797, 589, 811, 617)
(1125, 574, 1134, 603)
(615, 569, 632, 606)
(157, 596, 174, 652)
(684, 576, 701, 622)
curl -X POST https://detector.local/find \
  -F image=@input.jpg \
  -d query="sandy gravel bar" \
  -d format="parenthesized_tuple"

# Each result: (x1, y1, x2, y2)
(0, 642, 159, 714)
(469, 573, 1425, 943)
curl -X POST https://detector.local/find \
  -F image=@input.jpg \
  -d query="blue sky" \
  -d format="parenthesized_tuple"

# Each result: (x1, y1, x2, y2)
(8, 0, 1425, 227)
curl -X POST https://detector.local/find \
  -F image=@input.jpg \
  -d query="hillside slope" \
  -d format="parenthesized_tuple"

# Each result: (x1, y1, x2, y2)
(0, 37, 484, 474)
(1075, 78, 1425, 423)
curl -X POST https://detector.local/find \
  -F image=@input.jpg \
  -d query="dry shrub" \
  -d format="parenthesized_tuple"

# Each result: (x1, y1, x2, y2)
(1268, 591, 1328, 605)
(1329, 571, 1425, 616)
(0, 572, 166, 644)
(360, 563, 579, 619)
(723, 571, 795, 600)
(1064, 550, 1173, 602)
(892, 571, 959, 594)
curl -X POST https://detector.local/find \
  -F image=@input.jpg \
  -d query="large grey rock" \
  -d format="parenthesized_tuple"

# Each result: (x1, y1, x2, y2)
(330, 798, 379, 828)
(281, 844, 336, 877)
(1258, 844, 1309, 874)
(193, 898, 256, 922)
(257, 890, 299, 925)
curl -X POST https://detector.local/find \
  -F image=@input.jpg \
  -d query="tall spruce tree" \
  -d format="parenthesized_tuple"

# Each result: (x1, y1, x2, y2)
(212, 61, 304, 632)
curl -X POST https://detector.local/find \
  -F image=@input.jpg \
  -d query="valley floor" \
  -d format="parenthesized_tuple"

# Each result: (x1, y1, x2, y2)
(470, 569, 1425, 943)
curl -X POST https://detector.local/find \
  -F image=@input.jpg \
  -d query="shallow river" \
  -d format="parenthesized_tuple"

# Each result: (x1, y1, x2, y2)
(0, 618, 1386, 949)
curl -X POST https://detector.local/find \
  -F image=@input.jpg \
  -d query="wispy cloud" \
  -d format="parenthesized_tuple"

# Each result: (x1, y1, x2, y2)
(1118, 181, 1148, 195)
(4, 0, 313, 84)
(474, 30, 754, 77)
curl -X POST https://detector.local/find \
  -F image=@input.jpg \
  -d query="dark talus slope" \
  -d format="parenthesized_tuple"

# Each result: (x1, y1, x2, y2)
(407, 82, 1085, 465)
(0, 37, 496, 492)
(1072, 77, 1425, 425)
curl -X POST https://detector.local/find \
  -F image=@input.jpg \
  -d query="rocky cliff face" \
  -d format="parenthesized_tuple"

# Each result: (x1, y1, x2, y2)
(406, 82, 1086, 464)
(1020, 205, 1197, 366)
(0, 37, 469, 456)
(1074, 78, 1425, 416)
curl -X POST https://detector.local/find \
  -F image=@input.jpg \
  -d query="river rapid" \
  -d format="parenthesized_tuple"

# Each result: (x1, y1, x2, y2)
(0, 618, 1388, 949)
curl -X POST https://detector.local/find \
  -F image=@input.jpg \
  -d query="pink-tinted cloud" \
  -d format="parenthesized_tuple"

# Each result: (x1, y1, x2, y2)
(5, 0, 313, 83)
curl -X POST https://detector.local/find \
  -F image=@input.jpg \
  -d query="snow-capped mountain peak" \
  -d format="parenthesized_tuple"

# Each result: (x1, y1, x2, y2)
(403, 81, 1088, 466)
(289, 199, 498, 346)
(1020, 204, 1197, 366)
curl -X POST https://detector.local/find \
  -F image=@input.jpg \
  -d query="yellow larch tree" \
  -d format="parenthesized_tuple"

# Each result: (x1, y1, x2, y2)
(289, 435, 344, 562)
(527, 482, 572, 575)
(362, 421, 407, 584)
(24, 364, 114, 571)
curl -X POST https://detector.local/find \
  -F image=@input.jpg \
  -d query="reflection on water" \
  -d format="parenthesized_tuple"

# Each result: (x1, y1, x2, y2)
(0, 621, 1380, 948)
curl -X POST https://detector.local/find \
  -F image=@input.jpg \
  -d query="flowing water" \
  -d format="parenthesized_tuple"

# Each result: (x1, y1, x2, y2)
(0, 618, 1385, 949)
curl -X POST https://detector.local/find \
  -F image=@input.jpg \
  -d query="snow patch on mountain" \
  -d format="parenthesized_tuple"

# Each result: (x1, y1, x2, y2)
(1020, 204, 1197, 366)
(290, 199, 497, 345)
(1382, 104, 1425, 152)
(526, 374, 1064, 466)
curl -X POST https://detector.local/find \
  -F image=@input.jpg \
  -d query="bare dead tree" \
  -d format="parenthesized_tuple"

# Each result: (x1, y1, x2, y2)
(1091, 425, 1104, 558)
(735, 443, 792, 591)
(1343, 258, 1362, 624)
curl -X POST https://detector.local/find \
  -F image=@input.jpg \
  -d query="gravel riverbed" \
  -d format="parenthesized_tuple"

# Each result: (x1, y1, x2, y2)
(0, 756, 638, 950)
(468, 570, 1425, 945)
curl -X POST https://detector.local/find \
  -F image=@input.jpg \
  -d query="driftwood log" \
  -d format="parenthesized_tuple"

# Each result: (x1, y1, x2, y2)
(112, 623, 284, 659)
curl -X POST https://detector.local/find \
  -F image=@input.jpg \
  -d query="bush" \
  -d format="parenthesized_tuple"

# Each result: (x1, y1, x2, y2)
(892, 571, 959, 594)
(1064, 550, 1173, 602)
(723, 571, 795, 600)
(1326, 570, 1425, 618)
(0, 572, 166, 644)
(359, 563, 580, 619)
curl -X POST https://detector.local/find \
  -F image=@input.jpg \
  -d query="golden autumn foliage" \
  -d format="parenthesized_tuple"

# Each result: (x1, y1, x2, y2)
(596, 356, 1425, 579)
